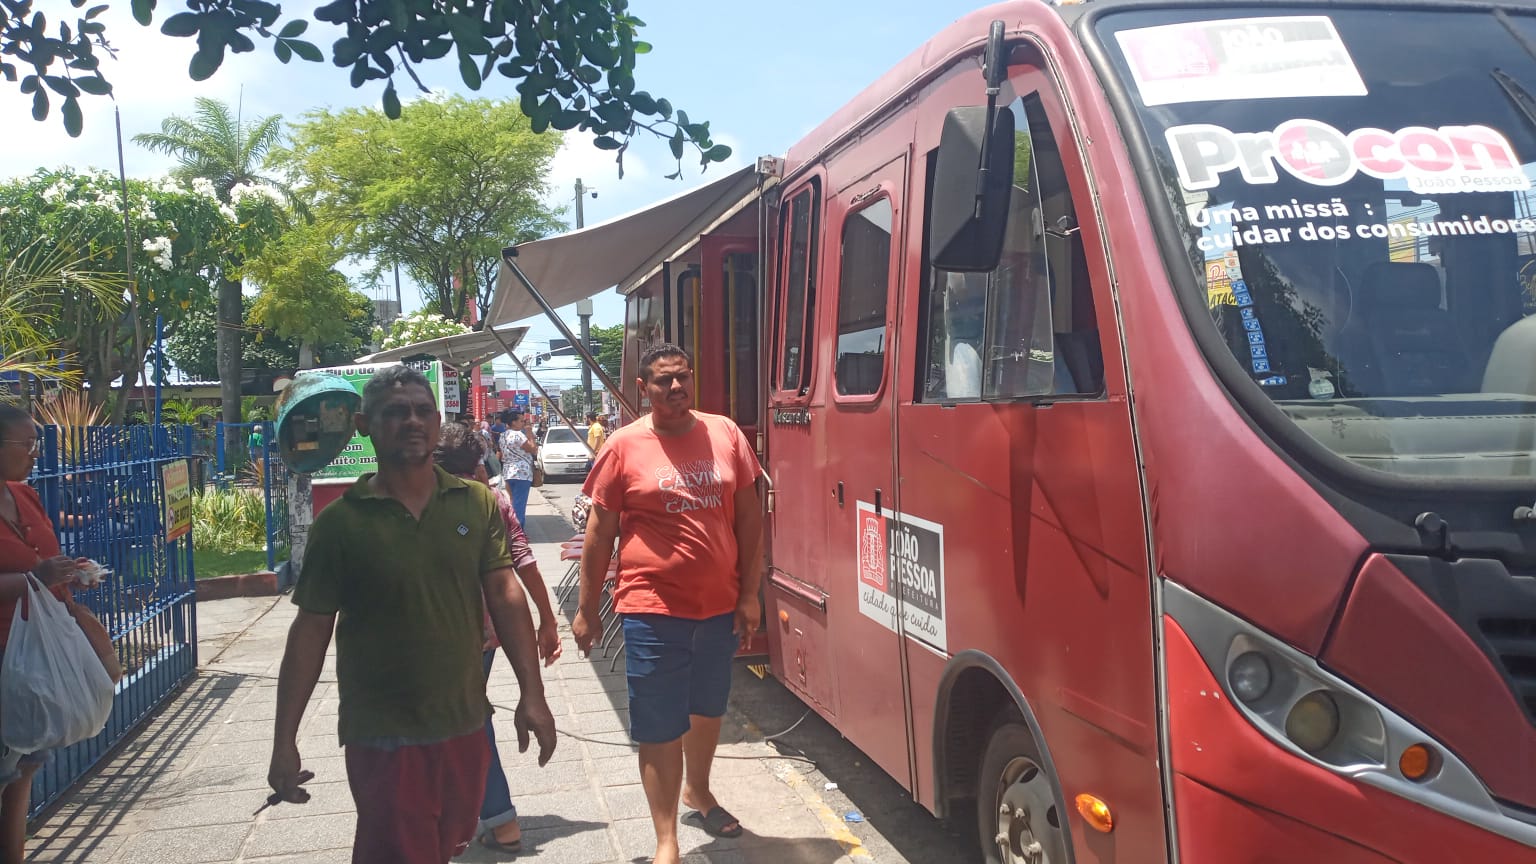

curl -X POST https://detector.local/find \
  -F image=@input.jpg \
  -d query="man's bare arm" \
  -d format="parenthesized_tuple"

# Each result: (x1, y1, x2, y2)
(484, 566, 557, 764)
(269, 609, 335, 802)
(572, 503, 619, 655)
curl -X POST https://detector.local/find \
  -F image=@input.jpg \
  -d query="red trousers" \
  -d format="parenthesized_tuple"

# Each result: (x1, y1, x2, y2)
(344, 730, 490, 864)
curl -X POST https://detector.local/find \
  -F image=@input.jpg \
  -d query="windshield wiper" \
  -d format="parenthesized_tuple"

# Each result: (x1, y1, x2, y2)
(1491, 68, 1536, 137)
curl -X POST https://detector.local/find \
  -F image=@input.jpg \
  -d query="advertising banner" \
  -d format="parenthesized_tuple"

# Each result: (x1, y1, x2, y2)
(161, 459, 192, 542)
(310, 360, 442, 483)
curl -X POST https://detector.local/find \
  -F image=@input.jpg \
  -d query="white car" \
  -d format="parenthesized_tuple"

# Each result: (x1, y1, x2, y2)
(537, 425, 591, 480)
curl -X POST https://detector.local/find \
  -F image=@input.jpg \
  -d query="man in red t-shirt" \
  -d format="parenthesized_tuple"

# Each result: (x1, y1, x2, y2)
(574, 344, 762, 864)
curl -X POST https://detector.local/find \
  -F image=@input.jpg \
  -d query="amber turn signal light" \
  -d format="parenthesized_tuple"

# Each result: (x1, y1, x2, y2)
(1399, 744, 1436, 781)
(1075, 794, 1113, 833)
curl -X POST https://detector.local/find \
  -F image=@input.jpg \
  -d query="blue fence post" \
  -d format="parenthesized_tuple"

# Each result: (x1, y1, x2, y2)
(263, 421, 276, 573)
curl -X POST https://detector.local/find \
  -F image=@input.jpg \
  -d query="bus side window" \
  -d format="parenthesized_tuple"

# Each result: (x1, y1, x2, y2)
(778, 182, 822, 396)
(920, 93, 1104, 402)
(835, 198, 894, 396)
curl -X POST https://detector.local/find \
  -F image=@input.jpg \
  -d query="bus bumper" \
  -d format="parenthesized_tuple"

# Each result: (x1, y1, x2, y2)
(1165, 618, 1536, 863)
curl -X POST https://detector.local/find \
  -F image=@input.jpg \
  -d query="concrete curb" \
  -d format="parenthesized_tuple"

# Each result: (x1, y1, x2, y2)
(194, 570, 279, 602)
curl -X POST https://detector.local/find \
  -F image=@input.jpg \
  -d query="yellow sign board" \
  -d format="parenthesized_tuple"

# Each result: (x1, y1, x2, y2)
(161, 460, 192, 542)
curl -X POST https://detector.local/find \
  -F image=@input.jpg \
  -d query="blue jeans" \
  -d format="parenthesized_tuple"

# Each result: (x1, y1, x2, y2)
(507, 478, 532, 530)
(479, 650, 518, 831)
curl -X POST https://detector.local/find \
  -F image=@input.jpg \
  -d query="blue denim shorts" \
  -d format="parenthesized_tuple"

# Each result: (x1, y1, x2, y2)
(622, 612, 737, 744)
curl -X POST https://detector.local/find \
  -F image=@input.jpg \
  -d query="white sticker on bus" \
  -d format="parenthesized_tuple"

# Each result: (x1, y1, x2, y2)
(1115, 16, 1366, 107)
(855, 501, 947, 654)
(1168, 120, 1530, 194)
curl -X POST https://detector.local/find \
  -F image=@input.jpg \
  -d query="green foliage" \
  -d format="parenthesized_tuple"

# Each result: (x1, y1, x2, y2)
(167, 293, 372, 379)
(3, 0, 730, 177)
(192, 487, 267, 554)
(279, 97, 563, 322)
(375, 309, 471, 351)
(245, 222, 372, 367)
(0, 234, 128, 386)
(590, 322, 624, 380)
(0, 168, 283, 417)
(159, 397, 216, 425)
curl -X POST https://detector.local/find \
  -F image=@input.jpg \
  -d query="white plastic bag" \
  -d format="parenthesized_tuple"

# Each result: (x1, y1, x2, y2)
(1, 577, 115, 753)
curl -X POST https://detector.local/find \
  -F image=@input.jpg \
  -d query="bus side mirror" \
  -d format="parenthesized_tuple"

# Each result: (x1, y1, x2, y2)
(273, 371, 362, 474)
(928, 106, 1016, 272)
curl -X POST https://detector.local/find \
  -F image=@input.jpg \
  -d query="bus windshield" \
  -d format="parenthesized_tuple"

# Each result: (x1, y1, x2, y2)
(1097, 7, 1536, 481)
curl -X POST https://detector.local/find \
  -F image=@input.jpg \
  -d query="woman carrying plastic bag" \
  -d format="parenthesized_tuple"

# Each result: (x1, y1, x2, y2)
(0, 405, 106, 864)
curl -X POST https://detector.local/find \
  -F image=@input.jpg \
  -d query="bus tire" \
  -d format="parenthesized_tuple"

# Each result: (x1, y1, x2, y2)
(976, 707, 1067, 864)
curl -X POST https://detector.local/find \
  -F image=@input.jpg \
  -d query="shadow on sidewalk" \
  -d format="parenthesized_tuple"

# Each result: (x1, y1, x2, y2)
(27, 670, 246, 863)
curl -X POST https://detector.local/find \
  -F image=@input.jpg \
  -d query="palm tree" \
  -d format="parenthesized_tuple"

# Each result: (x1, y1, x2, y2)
(1, 236, 127, 402)
(134, 97, 291, 429)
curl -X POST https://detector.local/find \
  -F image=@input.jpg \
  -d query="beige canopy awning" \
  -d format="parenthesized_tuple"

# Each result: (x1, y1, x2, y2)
(486, 165, 759, 326)
(354, 324, 528, 368)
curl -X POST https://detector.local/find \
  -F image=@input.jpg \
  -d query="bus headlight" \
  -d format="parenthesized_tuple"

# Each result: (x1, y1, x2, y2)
(1285, 691, 1341, 754)
(1228, 651, 1273, 703)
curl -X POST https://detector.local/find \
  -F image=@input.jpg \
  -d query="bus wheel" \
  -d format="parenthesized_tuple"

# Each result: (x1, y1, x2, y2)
(977, 709, 1066, 864)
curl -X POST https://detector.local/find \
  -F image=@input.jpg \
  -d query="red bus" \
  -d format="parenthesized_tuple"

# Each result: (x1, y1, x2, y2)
(522, 1, 1536, 860)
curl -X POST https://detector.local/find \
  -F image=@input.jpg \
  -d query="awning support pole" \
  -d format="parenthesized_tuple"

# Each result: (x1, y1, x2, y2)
(481, 325, 596, 457)
(501, 247, 640, 419)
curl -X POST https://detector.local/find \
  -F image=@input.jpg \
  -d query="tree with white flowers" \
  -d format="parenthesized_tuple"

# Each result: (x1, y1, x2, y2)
(0, 167, 285, 420)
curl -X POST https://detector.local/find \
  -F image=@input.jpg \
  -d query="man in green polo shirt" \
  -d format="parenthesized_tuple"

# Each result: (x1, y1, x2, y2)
(267, 365, 556, 864)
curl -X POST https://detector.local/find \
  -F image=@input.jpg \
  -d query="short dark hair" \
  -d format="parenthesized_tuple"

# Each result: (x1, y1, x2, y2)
(586, 411, 599, 422)
(501, 409, 524, 424)
(0, 404, 32, 438)
(639, 343, 692, 382)
(433, 421, 486, 476)
(362, 365, 434, 419)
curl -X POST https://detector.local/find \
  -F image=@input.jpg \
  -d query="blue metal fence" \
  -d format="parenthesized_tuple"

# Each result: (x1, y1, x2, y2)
(26, 423, 198, 818)
(193, 421, 289, 572)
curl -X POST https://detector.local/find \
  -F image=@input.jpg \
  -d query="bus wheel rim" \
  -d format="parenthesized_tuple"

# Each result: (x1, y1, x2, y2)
(993, 756, 1057, 864)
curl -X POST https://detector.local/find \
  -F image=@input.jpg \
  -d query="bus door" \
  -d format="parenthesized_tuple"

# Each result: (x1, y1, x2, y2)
(764, 177, 840, 718)
(673, 261, 702, 400)
(700, 237, 760, 434)
(893, 53, 1159, 838)
(819, 154, 913, 785)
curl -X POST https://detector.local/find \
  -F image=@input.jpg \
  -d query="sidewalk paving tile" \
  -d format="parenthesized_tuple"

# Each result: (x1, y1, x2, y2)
(243, 811, 356, 858)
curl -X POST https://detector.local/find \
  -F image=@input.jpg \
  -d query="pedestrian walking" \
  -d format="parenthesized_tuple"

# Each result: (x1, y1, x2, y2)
(267, 366, 556, 864)
(586, 411, 607, 453)
(498, 409, 537, 529)
(572, 344, 763, 864)
(432, 421, 561, 854)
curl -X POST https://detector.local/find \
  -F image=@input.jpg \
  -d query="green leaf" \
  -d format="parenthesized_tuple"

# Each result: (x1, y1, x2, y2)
(458, 50, 482, 90)
(43, 75, 78, 97)
(86, 5, 109, 19)
(62, 96, 82, 137)
(160, 11, 199, 37)
(669, 130, 684, 160)
(656, 97, 671, 119)
(278, 19, 307, 38)
(290, 39, 323, 62)
(703, 144, 732, 163)
(189, 46, 222, 81)
(593, 135, 622, 151)
(676, 110, 689, 129)
(633, 40, 651, 54)
(422, 37, 454, 60)
(333, 36, 363, 66)
(131, 0, 154, 25)
(628, 91, 656, 115)
(74, 75, 111, 95)
(274, 39, 292, 63)
(382, 81, 401, 119)
(30, 89, 47, 122)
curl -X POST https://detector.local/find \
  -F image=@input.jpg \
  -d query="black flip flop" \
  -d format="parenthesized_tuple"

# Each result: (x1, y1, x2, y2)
(688, 806, 743, 839)
(479, 832, 523, 854)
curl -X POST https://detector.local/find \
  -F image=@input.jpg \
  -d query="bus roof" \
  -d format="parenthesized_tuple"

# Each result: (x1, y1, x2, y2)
(783, 0, 1536, 179)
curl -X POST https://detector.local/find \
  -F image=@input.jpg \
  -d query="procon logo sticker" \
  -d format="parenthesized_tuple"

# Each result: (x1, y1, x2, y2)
(1168, 119, 1530, 193)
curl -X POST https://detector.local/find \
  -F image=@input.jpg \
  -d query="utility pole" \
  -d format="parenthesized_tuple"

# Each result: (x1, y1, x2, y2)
(574, 178, 597, 413)
(577, 298, 594, 411)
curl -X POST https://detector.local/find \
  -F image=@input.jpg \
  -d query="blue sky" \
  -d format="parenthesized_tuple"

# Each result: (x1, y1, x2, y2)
(0, 1, 984, 389)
